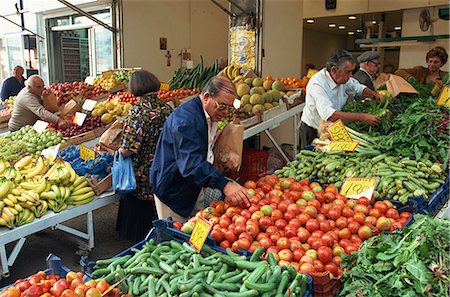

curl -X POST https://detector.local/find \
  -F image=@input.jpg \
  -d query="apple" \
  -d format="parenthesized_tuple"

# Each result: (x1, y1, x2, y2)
(260, 205, 273, 216)
(181, 221, 195, 234)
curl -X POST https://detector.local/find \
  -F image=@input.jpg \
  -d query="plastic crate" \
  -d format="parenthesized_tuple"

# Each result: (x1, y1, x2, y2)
(409, 175, 449, 216)
(236, 148, 269, 183)
(310, 271, 341, 297)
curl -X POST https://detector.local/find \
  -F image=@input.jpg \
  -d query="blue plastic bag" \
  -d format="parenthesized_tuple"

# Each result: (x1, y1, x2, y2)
(112, 151, 137, 194)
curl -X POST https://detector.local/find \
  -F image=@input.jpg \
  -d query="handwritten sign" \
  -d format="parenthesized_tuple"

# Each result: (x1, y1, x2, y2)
(82, 99, 97, 111)
(33, 120, 49, 133)
(328, 120, 353, 142)
(436, 85, 450, 107)
(41, 144, 60, 164)
(307, 69, 318, 78)
(79, 145, 96, 160)
(340, 177, 377, 199)
(329, 141, 358, 152)
(160, 82, 170, 91)
(189, 216, 213, 252)
(73, 112, 87, 126)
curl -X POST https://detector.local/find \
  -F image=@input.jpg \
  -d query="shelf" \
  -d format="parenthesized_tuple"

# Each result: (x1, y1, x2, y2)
(356, 34, 450, 48)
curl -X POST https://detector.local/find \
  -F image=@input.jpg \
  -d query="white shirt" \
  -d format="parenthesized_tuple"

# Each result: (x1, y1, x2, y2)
(301, 68, 366, 129)
(203, 108, 217, 164)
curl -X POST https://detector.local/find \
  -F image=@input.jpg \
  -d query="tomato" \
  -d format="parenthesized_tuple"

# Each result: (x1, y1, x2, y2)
(297, 227, 310, 243)
(225, 207, 239, 218)
(245, 223, 259, 238)
(313, 259, 325, 272)
(341, 206, 354, 218)
(319, 220, 332, 233)
(297, 213, 310, 226)
(386, 208, 399, 220)
(244, 180, 256, 189)
(376, 216, 392, 231)
(264, 175, 279, 186)
(310, 238, 325, 250)
(210, 229, 224, 242)
(301, 190, 316, 201)
(327, 207, 341, 220)
(276, 237, 290, 249)
(374, 201, 389, 214)
(259, 216, 273, 230)
(357, 197, 370, 206)
(95, 280, 109, 294)
(237, 238, 251, 250)
(289, 182, 303, 192)
(234, 224, 245, 235)
(338, 228, 351, 239)
(354, 204, 369, 215)
(224, 230, 237, 243)
(293, 249, 305, 262)
(315, 192, 325, 203)
(284, 225, 297, 238)
(332, 245, 345, 257)
(305, 219, 319, 233)
(350, 234, 362, 245)
(270, 232, 282, 243)
(325, 263, 339, 277)
(317, 246, 333, 264)
(353, 212, 366, 224)
(335, 217, 348, 229)
(332, 255, 343, 267)
(357, 225, 373, 240)
(85, 288, 102, 297)
(346, 199, 357, 209)
(348, 221, 361, 234)
(365, 215, 377, 226)
(300, 262, 315, 274)
(305, 249, 318, 260)
(345, 243, 359, 255)
(323, 192, 336, 203)
(369, 208, 381, 218)
(283, 211, 296, 221)
(251, 211, 264, 221)
(277, 201, 289, 213)
(278, 249, 293, 261)
(248, 242, 261, 252)
(321, 233, 334, 247)
(304, 205, 318, 218)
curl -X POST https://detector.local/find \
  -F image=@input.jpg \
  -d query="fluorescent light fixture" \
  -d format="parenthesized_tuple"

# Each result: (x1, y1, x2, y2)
(329, 23, 336, 28)
(348, 31, 355, 35)
(348, 16, 357, 20)
(338, 25, 346, 30)
(394, 26, 402, 30)
(306, 19, 315, 23)
(356, 29, 362, 33)
(372, 20, 377, 24)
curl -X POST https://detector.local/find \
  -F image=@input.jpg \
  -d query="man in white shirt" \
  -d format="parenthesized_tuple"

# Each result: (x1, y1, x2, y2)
(353, 51, 381, 91)
(300, 49, 381, 148)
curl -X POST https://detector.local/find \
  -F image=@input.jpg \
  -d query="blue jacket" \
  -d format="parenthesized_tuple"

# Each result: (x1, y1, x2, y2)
(1, 76, 25, 101)
(150, 97, 229, 217)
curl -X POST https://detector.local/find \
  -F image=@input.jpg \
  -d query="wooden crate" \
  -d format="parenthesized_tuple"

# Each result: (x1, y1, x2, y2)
(67, 130, 97, 146)
(87, 173, 112, 196)
(0, 111, 12, 123)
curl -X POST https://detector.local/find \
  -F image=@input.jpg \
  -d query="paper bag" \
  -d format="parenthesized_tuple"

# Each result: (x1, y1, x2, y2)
(60, 100, 81, 118)
(43, 92, 59, 113)
(213, 123, 244, 171)
(99, 120, 124, 151)
(385, 74, 418, 97)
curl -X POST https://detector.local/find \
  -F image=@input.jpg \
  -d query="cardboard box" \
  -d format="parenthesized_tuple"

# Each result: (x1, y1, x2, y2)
(60, 100, 81, 118)
(386, 74, 418, 97)
(87, 173, 112, 196)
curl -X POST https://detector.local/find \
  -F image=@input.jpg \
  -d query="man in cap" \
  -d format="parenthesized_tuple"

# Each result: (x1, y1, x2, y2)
(353, 51, 381, 91)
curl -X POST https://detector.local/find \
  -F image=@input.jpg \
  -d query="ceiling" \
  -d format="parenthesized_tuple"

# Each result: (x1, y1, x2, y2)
(303, 10, 404, 38)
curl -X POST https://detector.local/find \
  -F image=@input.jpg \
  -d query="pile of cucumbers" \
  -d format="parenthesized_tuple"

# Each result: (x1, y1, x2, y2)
(92, 239, 309, 297)
(169, 56, 219, 90)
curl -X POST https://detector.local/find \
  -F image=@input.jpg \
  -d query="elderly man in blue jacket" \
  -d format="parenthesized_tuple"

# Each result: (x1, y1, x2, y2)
(151, 75, 250, 221)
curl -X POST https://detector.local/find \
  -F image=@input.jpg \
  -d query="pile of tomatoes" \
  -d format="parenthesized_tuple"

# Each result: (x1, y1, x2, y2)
(176, 175, 412, 278)
(108, 92, 140, 104)
(0, 271, 128, 297)
(156, 88, 199, 102)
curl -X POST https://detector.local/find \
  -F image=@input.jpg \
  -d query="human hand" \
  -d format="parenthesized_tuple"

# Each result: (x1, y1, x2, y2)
(373, 92, 382, 101)
(223, 182, 250, 208)
(42, 89, 50, 97)
(57, 118, 69, 129)
(360, 114, 381, 126)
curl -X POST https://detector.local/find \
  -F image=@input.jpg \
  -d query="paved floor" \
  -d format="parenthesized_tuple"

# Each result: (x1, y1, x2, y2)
(0, 201, 136, 287)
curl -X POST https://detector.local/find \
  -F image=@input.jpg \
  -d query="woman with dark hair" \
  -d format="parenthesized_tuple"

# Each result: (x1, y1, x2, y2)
(395, 46, 448, 84)
(116, 69, 172, 241)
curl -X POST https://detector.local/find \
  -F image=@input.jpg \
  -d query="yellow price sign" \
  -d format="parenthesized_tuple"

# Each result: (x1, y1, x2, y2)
(160, 82, 170, 91)
(189, 216, 213, 252)
(329, 141, 358, 152)
(79, 145, 96, 161)
(306, 69, 318, 78)
(328, 120, 353, 142)
(436, 85, 450, 107)
(340, 177, 378, 199)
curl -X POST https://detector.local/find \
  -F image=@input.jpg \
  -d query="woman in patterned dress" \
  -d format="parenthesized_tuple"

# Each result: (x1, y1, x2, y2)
(116, 70, 172, 241)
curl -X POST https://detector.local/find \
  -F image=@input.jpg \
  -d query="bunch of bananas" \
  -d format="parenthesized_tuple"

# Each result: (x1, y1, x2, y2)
(222, 64, 243, 82)
(0, 155, 96, 229)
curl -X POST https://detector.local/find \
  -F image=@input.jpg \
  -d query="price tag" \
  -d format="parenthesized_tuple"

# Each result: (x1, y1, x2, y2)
(160, 82, 170, 91)
(82, 99, 97, 111)
(189, 216, 213, 252)
(306, 69, 318, 78)
(41, 144, 61, 164)
(33, 120, 49, 133)
(328, 120, 353, 142)
(79, 145, 96, 160)
(436, 85, 450, 107)
(73, 112, 87, 126)
(340, 177, 377, 199)
(329, 141, 358, 151)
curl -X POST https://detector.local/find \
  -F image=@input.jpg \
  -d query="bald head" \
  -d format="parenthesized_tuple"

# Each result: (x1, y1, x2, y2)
(26, 75, 45, 96)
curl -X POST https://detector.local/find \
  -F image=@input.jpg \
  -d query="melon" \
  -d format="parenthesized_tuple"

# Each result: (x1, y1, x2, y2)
(236, 83, 250, 97)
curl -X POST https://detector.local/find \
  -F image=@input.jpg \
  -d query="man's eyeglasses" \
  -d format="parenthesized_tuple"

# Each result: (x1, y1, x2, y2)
(368, 60, 381, 67)
(213, 99, 229, 111)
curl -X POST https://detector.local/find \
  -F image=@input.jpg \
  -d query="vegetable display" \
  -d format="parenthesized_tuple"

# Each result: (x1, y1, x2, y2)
(169, 56, 219, 90)
(92, 238, 309, 297)
(275, 150, 444, 202)
(339, 214, 450, 297)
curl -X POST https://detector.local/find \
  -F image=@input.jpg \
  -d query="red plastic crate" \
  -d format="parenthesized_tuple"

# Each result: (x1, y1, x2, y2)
(310, 271, 342, 297)
(228, 149, 269, 184)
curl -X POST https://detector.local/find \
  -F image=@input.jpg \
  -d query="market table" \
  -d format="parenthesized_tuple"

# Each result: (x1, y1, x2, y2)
(0, 191, 119, 278)
(243, 102, 304, 162)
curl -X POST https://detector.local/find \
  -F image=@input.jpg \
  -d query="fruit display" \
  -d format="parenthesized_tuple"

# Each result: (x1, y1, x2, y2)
(274, 76, 308, 89)
(0, 270, 125, 297)
(0, 156, 95, 229)
(4, 95, 16, 108)
(176, 176, 412, 278)
(0, 126, 66, 161)
(116, 69, 135, 83)
(48, 82, 108, 106)
(93, 71, 124, 91)
(156, 87, 199, 102)
(108, 91, 140, 104)
(169, 56, 219, 90)
(91, 238, 310, 296)
(90, 97, 131, 124)
(50, 116, 106, 137)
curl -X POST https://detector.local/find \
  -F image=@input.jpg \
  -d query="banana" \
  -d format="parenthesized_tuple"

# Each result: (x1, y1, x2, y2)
(59, 186, 66, 201)
(64, 187, 71, 200)
(14, 204, 23, 212)
(67, 191, 95, 202)
(232, 67, 240, 79)
(226, 65, 235, 79)
(21, 191, 37, 204)
(43, 162, 59, 179)
(7, 194, 18, 204)
(51, 185, 61, 199)
(14, 155, 33, 170)
(67, 196, 94, 205)
(1, 207, 14, 221)
(19, 180, 46, 192)
(0, 160, 6, 175)
(71, 186, 94, 196)
(72, 176, 87, 188)
(6, 206, 18, 216)
(0, 217, 7, 227)
(0, 178, 12, 199)
(19, 201, 34, 210)
(25, 157, 45, 179)
(0, 201, 4, 210)
(11, 188, 21, 196)
(60, 167, 71, 184)
(73, 181, 89, 192)
(40, 191, 57, 200)
(3, 197, 15, 207)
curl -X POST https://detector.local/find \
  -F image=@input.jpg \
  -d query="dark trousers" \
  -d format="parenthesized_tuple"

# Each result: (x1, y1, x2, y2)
(299, 121, 318, 149)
